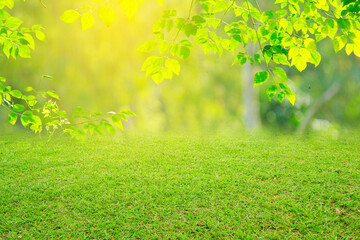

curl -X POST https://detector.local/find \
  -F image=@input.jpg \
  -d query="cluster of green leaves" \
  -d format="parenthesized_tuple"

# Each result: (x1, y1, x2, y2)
(341, 0, 360, 16)
(59, 1, 359, 106)
(1, 0, 135, 137)
(135, 0, 360, 105)
(1, 75, 135, 138)
(1, 76, 61, 134)
(64, 108, 136, 138)
(0, 0, 46, 58)
(60, 0, 163, 30)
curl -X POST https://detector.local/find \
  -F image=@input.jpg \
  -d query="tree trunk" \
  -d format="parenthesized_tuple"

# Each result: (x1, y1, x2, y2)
(297, 82, 340, 134)
(243, 44, 261, 129)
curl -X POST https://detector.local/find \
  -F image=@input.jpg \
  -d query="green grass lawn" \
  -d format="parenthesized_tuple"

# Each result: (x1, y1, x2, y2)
(0, 132, 359, 239)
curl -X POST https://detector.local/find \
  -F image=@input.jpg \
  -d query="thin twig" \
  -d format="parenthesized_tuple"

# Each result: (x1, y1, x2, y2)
(216, 0, 236, 32)
(245, 0, 272, 75)
(39, 0, 46, 8)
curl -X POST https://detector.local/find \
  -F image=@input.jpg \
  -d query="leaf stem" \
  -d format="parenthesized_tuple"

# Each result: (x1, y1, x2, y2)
(216, 0, 236, 32)
(245, 0, 272, 76)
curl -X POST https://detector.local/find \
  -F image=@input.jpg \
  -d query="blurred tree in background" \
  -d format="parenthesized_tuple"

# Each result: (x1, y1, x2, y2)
(261, 43, 360, 133)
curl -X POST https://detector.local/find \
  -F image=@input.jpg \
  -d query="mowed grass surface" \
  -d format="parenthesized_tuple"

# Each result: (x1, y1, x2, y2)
(0, 132, 359, 239)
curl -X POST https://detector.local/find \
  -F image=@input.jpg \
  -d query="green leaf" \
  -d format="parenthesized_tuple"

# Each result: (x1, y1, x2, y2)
(35, 30, 46, 42)
(175, 18, 186, 29)
(292, 56, 307, 72)
(18, 45, 31, 58)
(9, 90, 22, 98)
(120, 0, 139, 19)
(8, 112, 17, 125)
(104, 123, 116, 136)
(112, 116, 124, 130)
(0, 9, 10, 20)
(81, 13, 94, 31)
(60, 10, 80, 23)
(165, 59, 180, 75)
(5, 16, 23, 30)
(98, 5, 116, 27)
(266, 85, 278, 101)
(46, 91, 60, 100)
(345, 43, 354, 55)
(24, 33, 35, 50)
(177, 46, 190, 60)
(153, 19, 166, 32)
(233, 54, 247, 65)
(254, 71, 269, 87)
(32, 24, 44, 31)
(158, 41, 169, 54)
(277, 92, 285, 103)
(152, 72, 164, 85)
(121, 109, 136, 117)
(118, 113, 128, 121)
(286, 93, 296, 106)
(184, 23, 197, 37)
(24, 86, 34, 92)
(337, 18, 350, 31)
(19, 38, 30, 46)
(162, 10, 177, 18)
(309, 50, 321, 67)
(333, 34, 347, 53)
(279, 83, 292, 94)
(94, 125, 104, 136)
(42, 75, 53, 80)
(31, 115, 42, 126)
(141, 56, 163, 77)
(248, 56, 254, 65)
(161, 68, 172, 79)
(13, 104, 25, 112)
(272, 67, 287, 81)
(137, 40, 158, 53)
(0, 0, 14, 9)
(66, 126, 86, 138)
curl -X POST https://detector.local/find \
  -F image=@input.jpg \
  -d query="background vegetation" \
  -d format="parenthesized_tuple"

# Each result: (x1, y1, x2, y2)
(0, 0, 359, 134)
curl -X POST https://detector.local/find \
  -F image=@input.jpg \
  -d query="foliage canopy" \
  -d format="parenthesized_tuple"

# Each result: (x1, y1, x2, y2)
(62, 0, 360, 106)
(0, 0, 135, 138)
